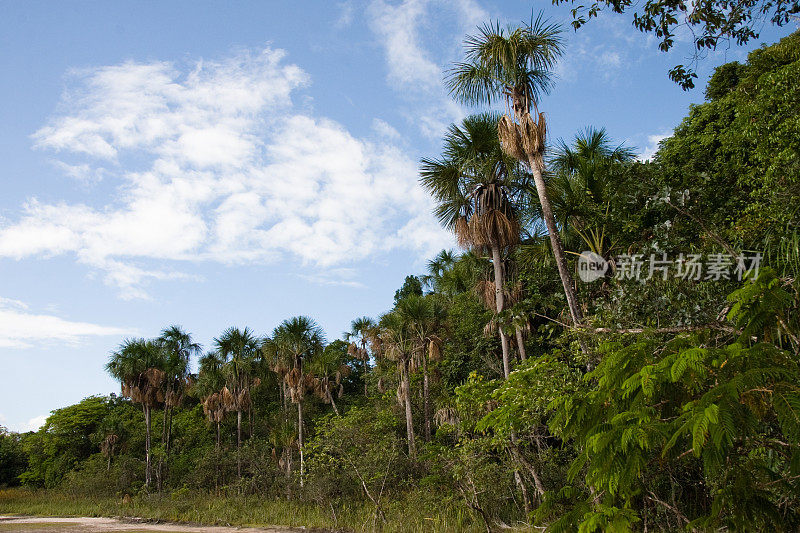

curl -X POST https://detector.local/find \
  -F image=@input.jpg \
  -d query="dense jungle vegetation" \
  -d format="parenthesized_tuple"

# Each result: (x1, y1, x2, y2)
(1, 23, 799, 533)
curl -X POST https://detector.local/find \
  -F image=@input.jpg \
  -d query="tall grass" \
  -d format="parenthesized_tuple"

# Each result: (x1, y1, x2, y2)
(0, 489, 502, 532)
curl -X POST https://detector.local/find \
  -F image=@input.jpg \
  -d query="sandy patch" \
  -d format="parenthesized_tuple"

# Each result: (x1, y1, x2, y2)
(0, 516, 308, 533)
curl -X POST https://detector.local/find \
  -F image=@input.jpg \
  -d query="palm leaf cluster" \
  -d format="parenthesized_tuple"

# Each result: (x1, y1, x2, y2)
(420, 113, 530, 252)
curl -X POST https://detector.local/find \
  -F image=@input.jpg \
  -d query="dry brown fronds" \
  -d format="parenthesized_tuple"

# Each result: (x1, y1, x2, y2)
(483, 319, 497, 338)
(434, 406, 460, 427)
(221, 386, 235, 411)
(454, 216, 471, 248)
(285, 367, 301, 388)
(396, 381, 408, 406)
(428, 339, 441, 362)
(498, 114, 526, 162)
(475, 279, 496, 309)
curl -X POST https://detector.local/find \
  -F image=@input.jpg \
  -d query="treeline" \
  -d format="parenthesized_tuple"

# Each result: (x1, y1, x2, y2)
(2, 24, 800, 533)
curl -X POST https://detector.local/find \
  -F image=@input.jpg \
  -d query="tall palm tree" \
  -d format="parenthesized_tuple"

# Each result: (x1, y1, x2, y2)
(272, 316, 325, 486)
(215, 327, 261, 479)
(308, 341, 351, 416)
(420, 112, 530, 378)
(346, 316, 376, 396)
(261, 336, 291, 416)
(396, 294, 446, 442)
(106, 338, 166, 488)
(196, 351, 227, 450)
(156, 325, 200, 489)
(446, 17, 586, 334)
(379, 310, 418, 460)
(421, 250, 457, 292)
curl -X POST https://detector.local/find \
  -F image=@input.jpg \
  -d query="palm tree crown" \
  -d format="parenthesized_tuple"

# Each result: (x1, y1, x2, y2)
(446, 16, 563, 113)
(420, 112, 531, 250)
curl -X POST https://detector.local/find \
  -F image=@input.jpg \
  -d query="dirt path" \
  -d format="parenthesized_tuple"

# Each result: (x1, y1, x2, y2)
(0, 516, 311, 533)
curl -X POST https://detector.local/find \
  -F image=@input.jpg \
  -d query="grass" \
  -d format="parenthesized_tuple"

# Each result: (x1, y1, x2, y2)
(0, 489, 499, 532)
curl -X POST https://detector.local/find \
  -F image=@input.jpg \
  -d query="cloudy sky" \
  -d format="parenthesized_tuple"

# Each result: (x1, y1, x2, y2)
(0, 0, 791, 432)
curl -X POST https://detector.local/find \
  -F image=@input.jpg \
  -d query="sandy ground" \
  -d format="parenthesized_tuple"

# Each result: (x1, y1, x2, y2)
(0, 516, 310, 533)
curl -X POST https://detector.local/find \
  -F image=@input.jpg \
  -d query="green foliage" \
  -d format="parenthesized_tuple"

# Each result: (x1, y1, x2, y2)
(462, 355, 580, 442)
(305, 405, 409, 504)
(393, 275, 423, 304)
(705, 61, 745, 100)
(657, 31, 800, 251)
(19, 396, 112, 488)
(547, 272, 800, 530)
(551, 0, 800, 89)
(0, 428, 27, 487)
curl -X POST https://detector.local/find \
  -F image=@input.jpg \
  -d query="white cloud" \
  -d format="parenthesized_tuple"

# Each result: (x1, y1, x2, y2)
(638, 132, 671, 161)
(0, 297, 133, 349)
(1, 414, 48, 433)
(335, 1, 355, 28)
(297, 267, 367, 288)
(366, 0, 486, 139)
(21, 415, 48, 433)
(372, 118, 402, 140)
(368, 0, 442, 90)
(0, 46, 452, 297)
(598, 51, 622, 70)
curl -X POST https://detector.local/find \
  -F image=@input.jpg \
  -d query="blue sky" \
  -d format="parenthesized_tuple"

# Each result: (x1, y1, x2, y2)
(0, 0, 793, 432)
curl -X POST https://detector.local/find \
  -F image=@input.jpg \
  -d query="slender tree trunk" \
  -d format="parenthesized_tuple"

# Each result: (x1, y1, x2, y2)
(525, 155, 583, 329)
(515, 327, 527, 361)
(237, 409, 242, 479)
(216, 421, 220, 450)
(491, 244, 512, 378)
(298, 401, 304, 487)
(329, 390, 340, 416)
(515, 469, 531, 515)
(144, 405, 152, 488)
(157, 406, 167, 492)
(165, 406, 173, 484)
(422, 353, 431, 441)
(281, 382, 288, 421)
(402, 359, 416, 460)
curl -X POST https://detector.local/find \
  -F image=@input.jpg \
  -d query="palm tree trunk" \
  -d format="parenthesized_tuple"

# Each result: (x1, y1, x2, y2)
(165, 406, 173, 483)
(515, 327, 527, 361)
(216, 421, 220, 450)
(157, 407, 167, 492)
(526, 154, 584, 329)
(402, 359, 416, 460)
(237, 409, 242, 479)
(329, 390, 341, 416)
(491, 244, 512, 378)
(144, 405, 152, 488)
(298, 400, 304, 487)
(281, 382, 288, 420)
(422, 353, 431, 441)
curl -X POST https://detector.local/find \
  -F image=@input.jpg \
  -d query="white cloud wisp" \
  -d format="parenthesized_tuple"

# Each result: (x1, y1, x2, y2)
(0, 46, 452, 298)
